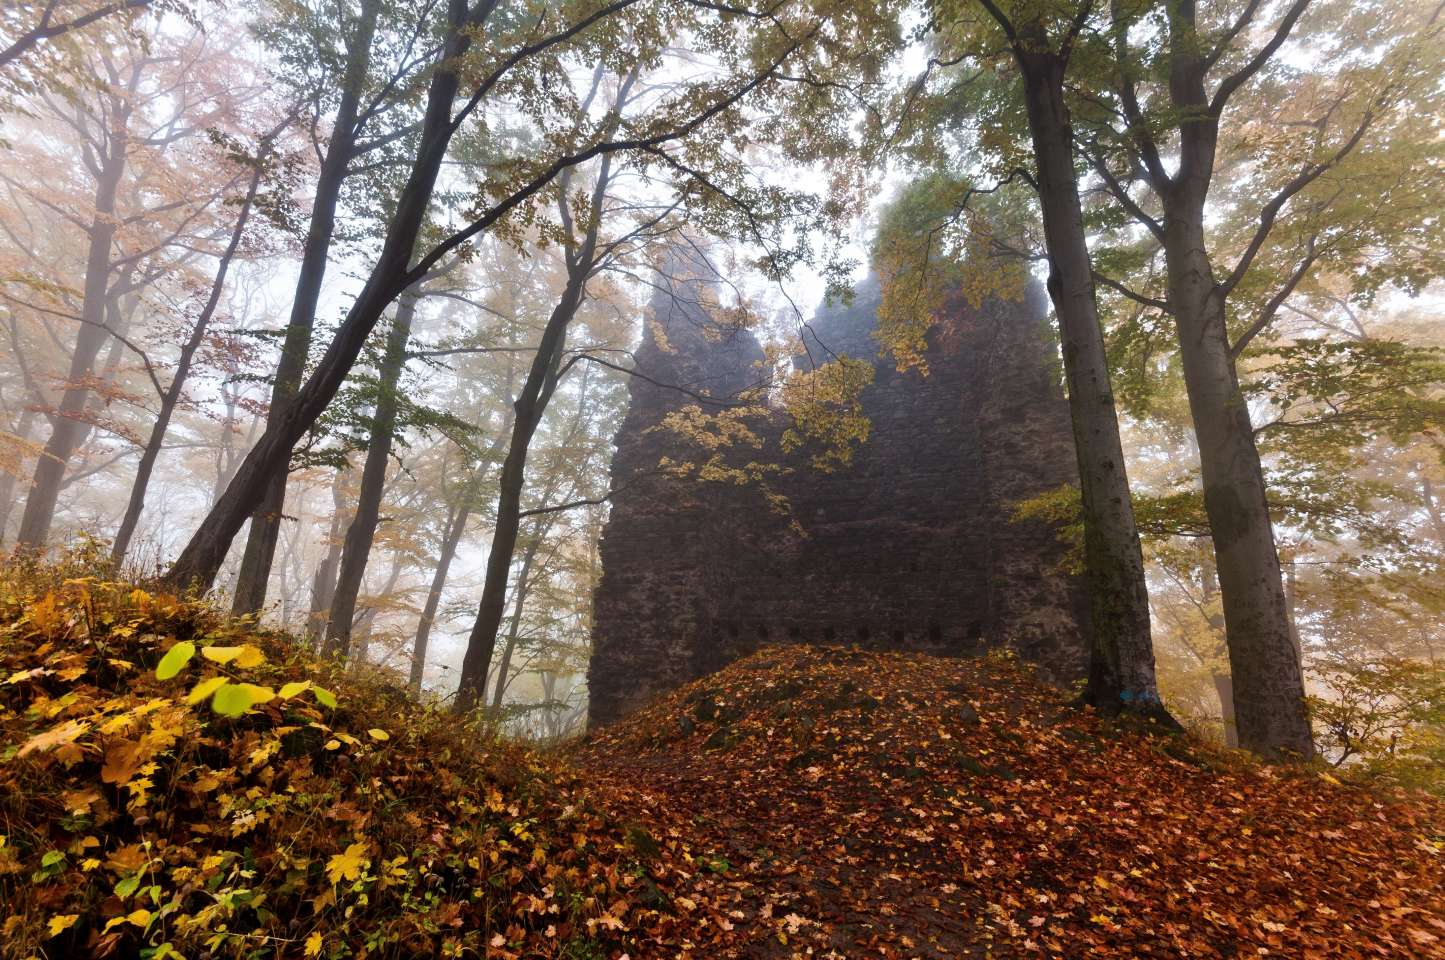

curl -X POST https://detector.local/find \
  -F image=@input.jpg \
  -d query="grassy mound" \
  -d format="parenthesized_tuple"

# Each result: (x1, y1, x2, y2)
(0, 558, 702, 959)
(582, 645, 1445, 958)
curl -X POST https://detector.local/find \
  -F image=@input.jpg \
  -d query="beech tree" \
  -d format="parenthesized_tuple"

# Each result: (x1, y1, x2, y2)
(109, 121, 294, 564)
(229, 0, 430, 615)
(1074, 0, 1444, 758)
(869, 0, 1172, 720)
(160, 0, 861, 594)
(4, 20, 260, 550)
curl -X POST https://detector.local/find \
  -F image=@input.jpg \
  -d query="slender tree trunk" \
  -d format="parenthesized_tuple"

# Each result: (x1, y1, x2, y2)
(0, 409, 38, 543)
(409, 501, 468, 693)
(453, 275, 588, 712)
(111, 161, 263, 565)
(16, 129, 128, 550)
(322, 288, 417, 658)
(408, 400, 517, 694)
(1011, 44, 1170, 722)
(164, 0, 477, 593)
(1212, 672, 1239, 748)
(231, 0, 382, 614)
(489, 530, 540, 711)
(306, 464, 352, 642)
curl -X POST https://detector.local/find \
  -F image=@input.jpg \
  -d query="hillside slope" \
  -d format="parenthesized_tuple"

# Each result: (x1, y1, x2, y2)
(580, 645, 1445, 959)
(1, 564, 1440, 959)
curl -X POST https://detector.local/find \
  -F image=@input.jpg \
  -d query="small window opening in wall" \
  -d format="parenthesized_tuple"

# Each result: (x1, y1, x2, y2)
(928, 622, 943, 643)
(756, 624, 769, 640)
(823, 626, 838, 642)
(726, 622, 740, 639)
(893, 629, 905, 644)
(908, 561, 920, 574)
(857, 626, 870, 644)
(967, 621, 983, 640)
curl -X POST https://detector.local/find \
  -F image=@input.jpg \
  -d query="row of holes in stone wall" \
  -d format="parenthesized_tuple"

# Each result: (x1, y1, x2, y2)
(716, 621, 986, 647)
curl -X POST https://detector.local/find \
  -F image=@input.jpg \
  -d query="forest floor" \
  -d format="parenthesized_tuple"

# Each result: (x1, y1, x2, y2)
(1, 563, 1441, 959)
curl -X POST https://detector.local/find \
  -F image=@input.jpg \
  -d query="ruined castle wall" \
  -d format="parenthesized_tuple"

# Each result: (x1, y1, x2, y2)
(587, 274, 1090, 726)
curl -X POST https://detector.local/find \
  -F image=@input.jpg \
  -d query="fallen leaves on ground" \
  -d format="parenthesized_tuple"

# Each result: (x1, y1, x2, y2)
(2, 558, 1440, 959)
(580, 645, 1445, 959)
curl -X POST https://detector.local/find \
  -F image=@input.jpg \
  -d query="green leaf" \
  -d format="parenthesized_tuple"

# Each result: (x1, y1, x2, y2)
(210, 682, 275, 717)
(312, 686, 337, 709)
(155, 641, 195, 680)
(115, 872, 140, 898)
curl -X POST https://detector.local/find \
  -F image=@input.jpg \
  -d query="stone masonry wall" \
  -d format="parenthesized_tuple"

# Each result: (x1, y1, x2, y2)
(587, 270, 1090, 726)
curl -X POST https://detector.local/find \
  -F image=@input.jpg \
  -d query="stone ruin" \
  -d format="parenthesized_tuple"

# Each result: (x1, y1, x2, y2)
(586, 263, 1091, 726)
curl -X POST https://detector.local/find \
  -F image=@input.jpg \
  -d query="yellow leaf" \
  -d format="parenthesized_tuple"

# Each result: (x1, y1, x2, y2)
(279, 681, 310, 700)
(367, 728, 390, 741)
(304, 932, 323, 957)
(103, 908, 151, 932)
(19, 720, 89, 757)
(211, 682, 275, 717)
(156, 641, 196, 680)
(233, 644, 266, 668)
(47, 914, 77, 937)
(186, 676, 228, 704)
(326, 842, 368, 885)
(200, 645, 241, 664)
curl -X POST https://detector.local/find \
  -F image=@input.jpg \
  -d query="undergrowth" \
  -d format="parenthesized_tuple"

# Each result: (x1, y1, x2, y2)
(0, 549, 672, 959)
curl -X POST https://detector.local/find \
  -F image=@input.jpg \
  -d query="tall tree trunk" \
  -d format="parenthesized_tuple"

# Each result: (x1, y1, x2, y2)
(322, 287, 417, 658)
(231, 0, 382, 614)
(452, 301, 573, 713)
(452, 135, 620, 713)
(1008, 39, 1170, 721)
(306, 464, 353, 643)
(1149, 3, 1315, 756)
(163, 0, 479, 593)
(0, 409, 38, 544)
(409, 500, 468, 694)
(489, 529, 540, 712)
(1162, 216, 1313, 759)
(1212, 672, 1239, 748)
(16, 124, 128, 550)
(111, 160, 263, 565)
(408, 399, 518, 694)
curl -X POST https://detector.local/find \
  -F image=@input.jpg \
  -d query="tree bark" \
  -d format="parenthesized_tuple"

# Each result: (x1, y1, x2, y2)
(1151, 12, 1315, 761)
(111, 157, 263, 565)
(16, 114, 128, 550)
(1212, 672, 1239, 748)
(0, 409, 38, 544)
(306, 463, 353, 643)
(1005, 35, 1171, 722)
(163, 0, 479, 593)
(322, 286, 417, 658)
(489, 527, 540, 712)
(452, 287, 581, 712)
(231, 0, 382, 614)
(409, 500, 468, 693)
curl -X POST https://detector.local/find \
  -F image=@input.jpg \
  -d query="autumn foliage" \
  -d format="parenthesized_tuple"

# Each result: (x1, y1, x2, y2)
(583, 649, 1445, 958)
(0, 555, 707, 959)
(2, 556, 1442, 958)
